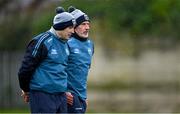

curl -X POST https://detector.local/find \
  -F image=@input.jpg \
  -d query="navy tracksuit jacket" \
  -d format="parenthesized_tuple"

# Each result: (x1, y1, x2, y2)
(18, 28, 69, 93)
(66, 33, 94, 99)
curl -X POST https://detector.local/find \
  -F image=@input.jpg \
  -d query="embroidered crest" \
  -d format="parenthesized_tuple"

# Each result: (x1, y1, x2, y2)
(51, 49, 58, 55)
(74, 48, 80, 54)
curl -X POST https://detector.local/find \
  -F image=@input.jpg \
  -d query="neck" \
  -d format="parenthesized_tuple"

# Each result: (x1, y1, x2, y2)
(49, 27, 67, 42)
(50, 27, 59, 37)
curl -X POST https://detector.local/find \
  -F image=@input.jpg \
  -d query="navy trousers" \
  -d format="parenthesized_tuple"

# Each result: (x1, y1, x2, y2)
(67, 93, 87, 113)
(29, 90, 67, 113)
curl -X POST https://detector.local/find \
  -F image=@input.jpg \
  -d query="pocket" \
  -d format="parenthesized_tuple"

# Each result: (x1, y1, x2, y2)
(82, 100, 87, 112)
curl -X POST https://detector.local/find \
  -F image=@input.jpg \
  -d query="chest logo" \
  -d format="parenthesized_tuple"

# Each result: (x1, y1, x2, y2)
(88, 48, 92, 55)
(51, 49, 58, 55)
(74, 48, 80, 54)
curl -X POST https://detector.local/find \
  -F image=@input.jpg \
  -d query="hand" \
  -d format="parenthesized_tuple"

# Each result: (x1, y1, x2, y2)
(86, 99, 88, 106)
(21, 90, 29, 103)
(66, 92, 73, 105)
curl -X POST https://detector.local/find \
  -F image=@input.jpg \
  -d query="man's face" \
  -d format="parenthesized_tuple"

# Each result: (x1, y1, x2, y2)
(75, 21, 90, 38)
(57, 26, 74, 40)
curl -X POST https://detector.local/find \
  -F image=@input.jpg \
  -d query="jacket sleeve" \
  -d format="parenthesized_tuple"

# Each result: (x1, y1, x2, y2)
(92, 42, 94, 56)
(18, 39, 48, 92)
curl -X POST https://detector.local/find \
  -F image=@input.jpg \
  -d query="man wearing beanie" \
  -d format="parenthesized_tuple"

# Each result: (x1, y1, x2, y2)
(66, 6, 94, 113)
(18, 7, 75, 113)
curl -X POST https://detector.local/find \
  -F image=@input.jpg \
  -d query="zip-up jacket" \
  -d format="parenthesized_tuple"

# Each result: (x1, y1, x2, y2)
(18, 28, 69, 93)
(66, 33, 94, 100)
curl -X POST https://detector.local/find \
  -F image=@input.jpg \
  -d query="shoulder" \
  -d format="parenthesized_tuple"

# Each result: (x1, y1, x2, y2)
(33, 32, 50, 41)
(86, 39, 94, 48)
(68, 37, 76, 43)
(88, 38, 93, 44)
(67, 37, 78, 46)
(28, 32, 51, 45)
(35, 32, 54, 45)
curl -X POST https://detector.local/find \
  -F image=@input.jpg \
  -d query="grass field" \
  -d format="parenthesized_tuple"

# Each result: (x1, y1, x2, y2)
(0, 108, 29, 113)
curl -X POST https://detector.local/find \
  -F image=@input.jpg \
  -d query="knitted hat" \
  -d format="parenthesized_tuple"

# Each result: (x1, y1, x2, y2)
(53, 7, 75, 30)
(68, 6, 90, 27)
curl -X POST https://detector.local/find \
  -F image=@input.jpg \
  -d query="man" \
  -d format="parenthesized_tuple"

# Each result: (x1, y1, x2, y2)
(66, 6, 94, 113)
(18, 7, 75, 113)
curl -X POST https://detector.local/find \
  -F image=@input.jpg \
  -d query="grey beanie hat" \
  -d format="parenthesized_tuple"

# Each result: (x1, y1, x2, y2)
(68, 6, 89, 27)
(53, 7, 75, 30)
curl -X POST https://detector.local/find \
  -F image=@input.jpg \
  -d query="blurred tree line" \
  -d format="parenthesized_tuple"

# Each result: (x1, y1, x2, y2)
(0, 0, 179, 55)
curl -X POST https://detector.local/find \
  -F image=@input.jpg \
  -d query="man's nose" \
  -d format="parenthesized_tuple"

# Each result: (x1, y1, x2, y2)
(86, 25, 90, 30)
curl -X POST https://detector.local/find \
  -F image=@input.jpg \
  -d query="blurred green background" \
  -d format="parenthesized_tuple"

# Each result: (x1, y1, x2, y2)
(0, 0, 180, 113)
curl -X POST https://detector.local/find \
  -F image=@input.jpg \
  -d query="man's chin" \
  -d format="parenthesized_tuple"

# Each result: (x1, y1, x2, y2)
(82, 34, 88, 38)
